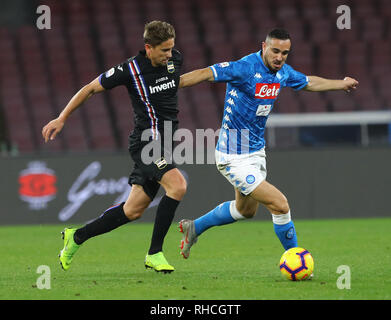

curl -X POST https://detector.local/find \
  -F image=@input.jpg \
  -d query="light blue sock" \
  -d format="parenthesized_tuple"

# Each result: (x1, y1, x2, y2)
(273, 220, 298, 250)
(194, 201, 236, 236)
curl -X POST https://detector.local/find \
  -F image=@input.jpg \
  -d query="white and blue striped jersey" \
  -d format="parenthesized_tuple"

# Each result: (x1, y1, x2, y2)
(210, 51, 308, 154)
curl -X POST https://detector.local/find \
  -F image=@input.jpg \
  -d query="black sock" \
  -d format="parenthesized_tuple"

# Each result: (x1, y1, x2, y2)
(148, 195, 180, 255)
(73, 202, 129, 245)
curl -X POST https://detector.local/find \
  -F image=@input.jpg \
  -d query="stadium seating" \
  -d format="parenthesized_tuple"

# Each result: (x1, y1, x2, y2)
(0, 0, 390, 153)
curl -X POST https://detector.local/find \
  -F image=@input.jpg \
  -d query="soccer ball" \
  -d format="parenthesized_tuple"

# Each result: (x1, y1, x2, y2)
(279, 247, 314, 281)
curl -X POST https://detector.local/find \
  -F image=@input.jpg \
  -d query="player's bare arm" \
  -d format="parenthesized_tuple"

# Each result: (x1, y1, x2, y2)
(42, 77, 105, 142)
(303, 76, 359, 93)
(179, 67, 214, 88)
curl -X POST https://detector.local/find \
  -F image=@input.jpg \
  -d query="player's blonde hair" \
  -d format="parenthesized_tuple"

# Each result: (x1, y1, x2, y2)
(143, 21, 176, 47)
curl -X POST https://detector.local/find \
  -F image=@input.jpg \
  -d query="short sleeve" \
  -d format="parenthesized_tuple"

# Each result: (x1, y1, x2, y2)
(99, 61, 131, 90)
(209, 60, 252, 85)
(284, 64, 309, 91)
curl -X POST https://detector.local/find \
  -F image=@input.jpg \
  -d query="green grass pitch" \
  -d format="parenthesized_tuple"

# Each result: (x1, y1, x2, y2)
(1, 218, 390, 300)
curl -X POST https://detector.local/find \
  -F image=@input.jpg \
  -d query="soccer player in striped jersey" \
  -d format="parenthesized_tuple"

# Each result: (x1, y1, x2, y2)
(178, 28, 358, 259)
(42, 21, 185, 273)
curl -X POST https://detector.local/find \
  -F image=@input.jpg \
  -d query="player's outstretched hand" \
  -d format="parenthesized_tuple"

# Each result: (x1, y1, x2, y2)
(42, 118, 65, 143)
(343, 77, 359, 93)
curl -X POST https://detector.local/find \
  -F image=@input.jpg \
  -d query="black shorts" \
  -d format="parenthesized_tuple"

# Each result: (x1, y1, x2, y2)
(128, 141, 176, 200)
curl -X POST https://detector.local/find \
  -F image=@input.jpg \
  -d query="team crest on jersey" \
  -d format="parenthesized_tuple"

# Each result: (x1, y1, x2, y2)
(167, 61, 175, 73)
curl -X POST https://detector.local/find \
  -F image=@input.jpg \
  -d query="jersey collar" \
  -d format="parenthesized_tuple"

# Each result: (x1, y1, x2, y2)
(138, 50, 151, 65)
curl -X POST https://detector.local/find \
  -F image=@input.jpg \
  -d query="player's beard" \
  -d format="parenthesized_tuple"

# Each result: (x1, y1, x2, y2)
(269, 61, 283, 72)
(263, 54, 282, 72)
(268, 58, 283, 71)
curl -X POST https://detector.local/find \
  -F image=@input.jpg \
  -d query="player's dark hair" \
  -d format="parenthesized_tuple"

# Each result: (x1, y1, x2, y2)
(266, 28, 291, 41)
(143, 21, 176, 47)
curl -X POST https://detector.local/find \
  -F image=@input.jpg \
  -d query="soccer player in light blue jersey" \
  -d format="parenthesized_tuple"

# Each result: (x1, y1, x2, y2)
(178, 29, 358, 258)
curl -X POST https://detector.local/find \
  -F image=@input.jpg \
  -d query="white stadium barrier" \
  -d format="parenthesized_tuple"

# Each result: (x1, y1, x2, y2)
(267, 111, 391, 147)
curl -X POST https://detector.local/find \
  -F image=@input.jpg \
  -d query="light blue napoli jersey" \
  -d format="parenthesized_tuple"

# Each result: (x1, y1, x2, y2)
(210, 51, 308, 154)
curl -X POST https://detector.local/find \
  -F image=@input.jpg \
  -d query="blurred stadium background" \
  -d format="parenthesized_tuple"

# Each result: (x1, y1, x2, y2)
(1, 0, 391, 154)
(0, 0, 390, 224)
